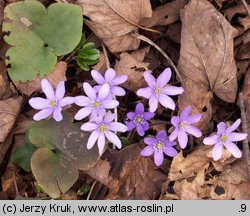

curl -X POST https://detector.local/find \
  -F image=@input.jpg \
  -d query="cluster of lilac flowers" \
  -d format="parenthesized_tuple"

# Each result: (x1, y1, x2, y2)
(29, 67, 247, 166)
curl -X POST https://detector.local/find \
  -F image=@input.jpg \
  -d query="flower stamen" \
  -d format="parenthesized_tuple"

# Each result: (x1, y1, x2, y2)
(134, 114, 144, 125)
(154, 87, 161, 95)
(50, 100, 57, 107)
(93, 101, 100, 108)
(153, 141, 165, 152)
(180, 121, 187, 129)
(99, 124, 107, 132)
(220, 135, 227, 142)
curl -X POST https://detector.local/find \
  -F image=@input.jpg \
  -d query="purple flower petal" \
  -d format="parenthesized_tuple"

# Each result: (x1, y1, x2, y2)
(136, 124, 145, 136)
(185, 125, 202, 138)
(144, 137, 156, 145)
(74, 96, 91, 106)
(144, 71, 156, 88)
(228, 132, 247, 142)
(97, 133, 106, 155)
(180, 106, 192, 120)
(135, 103, 144, 114)
(171, 116, 180, 127)
(169, 127, 179, 141)
(80, 122, 98, 131)
(103, 113, 116, 123)
(212, 143, 223, 161)
(75, 106, 92, 120)
(53, 107, 63, 122)
(41, 79, 54, 100)
(98, 83, 110, 100)
(163, 147, 178, 157)
(102, 99, 119, 109)
(163, 140, 176, 147)
(156, 68, 171, 88)
(111, 86, 126, 96)
(203, 135, 219, 145)
(87, 130, 99, 149)
(105, 68, 116, 82)
(140, 146, 154, 156)
(149, 95, 158, 112)
(187, 113, 202, 124)
(109, 122, 128, 132)
(217, 122, 226, 135)
(126, 121, 136, 131)
(159, 94, 175, 110)
(224, 141, 242, 158)
(143, 112, 154, 120)
(178, 130, 188, 149)
(137, 87, 153, 99)
(111, 75, 128, 85)
(127, 112, 136, 120)
(29, 97, 50, 110)
(55, 81, 65, 101)
(83, 82, 96, 99)
(154, 151, 164, 166)
(105, 131, 122, 149)
(156, 130, 166, 140)
(59, 97, 75, 107)
(33, 108, 53, 121)
(163, 86, 184, 95)
(226, 119, 241, 134)
(142, 121, 149, 131)
(91, 70, 105, 84)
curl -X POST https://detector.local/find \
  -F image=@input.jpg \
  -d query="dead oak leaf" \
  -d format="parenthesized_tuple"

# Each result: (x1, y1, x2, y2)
(141, 0, 188, 28)
(14, 61, 67, 96)
(178, 0, 238, 131)
(115, 47, 150, 92)
(76, 0, 152, 53)
(0, 96, 22, 143)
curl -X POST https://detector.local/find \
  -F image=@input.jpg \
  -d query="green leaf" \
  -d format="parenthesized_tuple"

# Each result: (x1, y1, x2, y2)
(27, 113, 100, 198)
(11, 141, 37, 171)
(3, 0, 83, 81)
(31, 147, 78, 199)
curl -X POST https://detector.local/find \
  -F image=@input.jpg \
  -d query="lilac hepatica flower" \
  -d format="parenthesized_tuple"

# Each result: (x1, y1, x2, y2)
(74, 82, 119, 121)
(29, 79, 74, 122)
(141, 130, 177, 166)
(203, 119, 247, 161)
(169, 106, 202, 149)
(125, 103, 154, 136)
(91, 68, 128, 99)
(81, 113, 128, 155)
(137, 68, 184, 112)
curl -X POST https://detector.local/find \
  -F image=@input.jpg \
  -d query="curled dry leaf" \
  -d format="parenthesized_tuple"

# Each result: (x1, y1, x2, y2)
(115, 47, 150, 92)
(178, 0, 238, 131)
(0, 96, 22, 142)
(242, 68, 250, 142)
(76, 0, 152, 53)
(14, 61, 67, 96)
(141, 0, 188, 28)
(0, 60, 12, 100)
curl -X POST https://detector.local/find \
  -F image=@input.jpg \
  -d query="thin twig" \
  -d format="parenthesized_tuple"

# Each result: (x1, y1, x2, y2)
(133, 32, 182, 82)
(86, 180, 97, 200)
(241, 0, 250, 19)
(238, 93, 250, 181)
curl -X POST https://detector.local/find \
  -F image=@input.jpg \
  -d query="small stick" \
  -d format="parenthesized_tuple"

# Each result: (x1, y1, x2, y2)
(86, 180, 97, 200)
(238, 93, 250, 181)
(133, 33, 182, 82)
(241, 0, 250, 19)
(101, 43, 117, 149)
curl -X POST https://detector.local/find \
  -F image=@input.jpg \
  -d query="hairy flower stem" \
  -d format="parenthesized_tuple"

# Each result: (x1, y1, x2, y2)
(102, 43, 117, 149)
(238, 93, 250, 181)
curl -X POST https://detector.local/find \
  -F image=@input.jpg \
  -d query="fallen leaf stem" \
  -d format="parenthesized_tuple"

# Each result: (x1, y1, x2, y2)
(238, 92, 250, 181)
(86, 180, 97, 200)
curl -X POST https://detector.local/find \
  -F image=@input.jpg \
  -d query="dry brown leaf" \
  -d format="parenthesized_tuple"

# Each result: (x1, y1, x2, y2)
(76, 0, 152, 53)
(224, 4, 247, 23)
(168, 145, 231, 181)
(141, 0, 188, 28)
(0, 96, 22, 142)
(178, 0, 238, 131)
(237, 42, 250, 60)
(106, 144, 166, 199)
(238, 16, 250, 31)
(214, 0, 232, 8)
(242, 68, 250, 142)
(115, 47, 150, 92)
(92, 52, 106, 73)
(0, 60, 12, 100)
(14, 61, 67, 95)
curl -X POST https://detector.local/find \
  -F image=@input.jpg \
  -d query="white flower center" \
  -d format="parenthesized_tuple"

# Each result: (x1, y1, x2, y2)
(153, 141, 165, 153)
(220, 135, 227, 143)
(154, 87, 161, 95)
(134, 114, 144, 125)
(180, 120, 188, 129)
